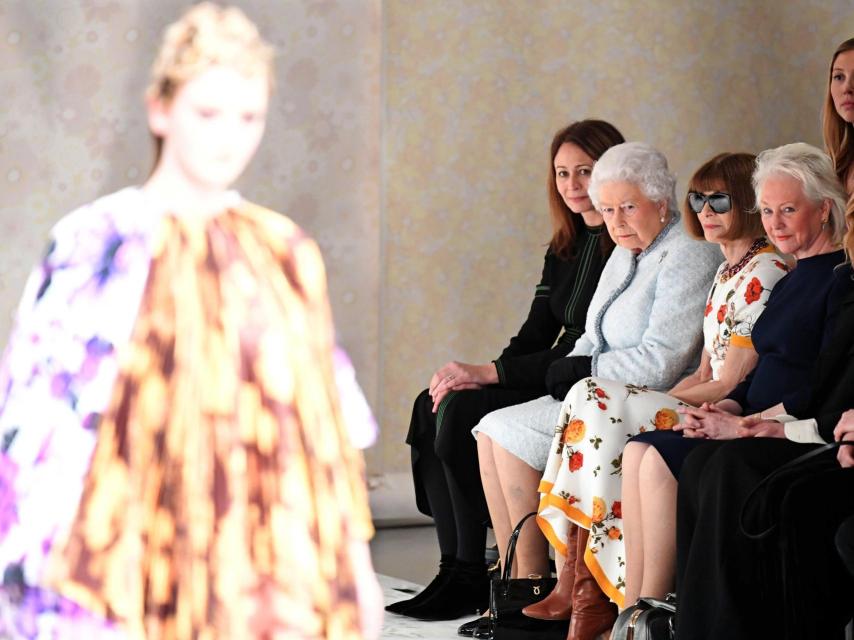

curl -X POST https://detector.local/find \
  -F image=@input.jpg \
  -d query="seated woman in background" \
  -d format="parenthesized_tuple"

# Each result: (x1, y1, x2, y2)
(475, 142, 722, 639)
(391, 120, 625, 622)
(641, 142, 849, 640)
(610, 153, 789, 606)
(525, 152, 789, 634)
(825, 37, 854, 194)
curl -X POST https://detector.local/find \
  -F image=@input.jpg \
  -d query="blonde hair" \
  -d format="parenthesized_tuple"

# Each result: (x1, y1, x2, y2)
(147, 2, 274, 103)
(147, 3, 274, 164)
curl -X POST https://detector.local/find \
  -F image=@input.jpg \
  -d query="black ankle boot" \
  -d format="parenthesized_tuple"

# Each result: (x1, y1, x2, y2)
(404, 561, 490, 621)
(385, 558, 455, 614)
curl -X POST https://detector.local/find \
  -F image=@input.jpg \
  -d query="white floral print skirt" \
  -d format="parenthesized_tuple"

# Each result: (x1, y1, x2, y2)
(536, 377, 685, 607)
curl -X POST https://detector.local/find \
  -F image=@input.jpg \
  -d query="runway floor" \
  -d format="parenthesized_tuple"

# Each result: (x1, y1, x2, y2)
(379, 574, 478, 640)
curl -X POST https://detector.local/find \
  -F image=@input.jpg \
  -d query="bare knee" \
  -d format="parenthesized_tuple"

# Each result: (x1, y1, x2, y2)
(476, 431, 492, 451)
(638, 447, 675, 490)
(488, 443, 540, 497)
(477, 433, 497, 479)
(623, 441, 649, 476)
(624, 441, 649, 460)
(492, 442, 537, 478)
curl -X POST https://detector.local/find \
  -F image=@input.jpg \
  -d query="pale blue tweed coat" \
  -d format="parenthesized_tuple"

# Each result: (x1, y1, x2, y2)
(570, 212, 722, 388)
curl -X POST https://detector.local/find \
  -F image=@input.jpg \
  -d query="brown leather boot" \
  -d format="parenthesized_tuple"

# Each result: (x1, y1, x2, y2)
(521, 524, 578, 620)
(567, 528, 618, 640)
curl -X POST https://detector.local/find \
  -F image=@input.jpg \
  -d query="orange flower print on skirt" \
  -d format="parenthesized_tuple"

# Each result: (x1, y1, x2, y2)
(653, 408, 679, 430)
(562, 418, 587, 445)
(591, 496, 607, 523)
(537, 377, 687, 608)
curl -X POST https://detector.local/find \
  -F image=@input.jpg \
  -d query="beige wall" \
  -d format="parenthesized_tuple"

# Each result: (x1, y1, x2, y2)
(0, 1, 852, 497)
(0, 0, 382, 454)
(379, 0, 853, 480)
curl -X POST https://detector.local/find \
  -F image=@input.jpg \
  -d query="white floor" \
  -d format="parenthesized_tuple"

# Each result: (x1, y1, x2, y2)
(379, 573, 481, 640)
(373, 525, 487, 639)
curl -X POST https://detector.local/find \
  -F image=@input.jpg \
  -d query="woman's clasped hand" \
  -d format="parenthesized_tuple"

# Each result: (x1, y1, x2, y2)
(676, 403, 786, 439)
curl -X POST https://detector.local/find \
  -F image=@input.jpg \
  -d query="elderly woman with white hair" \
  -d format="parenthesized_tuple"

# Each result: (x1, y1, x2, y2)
(473, 142, 721, 639)
(660, 143, 851, 640)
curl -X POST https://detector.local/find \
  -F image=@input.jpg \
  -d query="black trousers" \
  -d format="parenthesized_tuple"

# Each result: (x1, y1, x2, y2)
(837, 515, 854, 579)
(676, 438, 854, 640)
(406, 386, 543, 559)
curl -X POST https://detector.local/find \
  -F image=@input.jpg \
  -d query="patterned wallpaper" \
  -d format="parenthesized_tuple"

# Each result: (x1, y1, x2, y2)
(0, 1, 852, 484)
(0, 0, 382, 465)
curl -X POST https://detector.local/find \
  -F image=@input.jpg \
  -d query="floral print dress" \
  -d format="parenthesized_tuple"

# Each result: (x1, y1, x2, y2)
(536, 240, 788, 607)
(0, 189, 374, 639)
(0, 188, 156, 639)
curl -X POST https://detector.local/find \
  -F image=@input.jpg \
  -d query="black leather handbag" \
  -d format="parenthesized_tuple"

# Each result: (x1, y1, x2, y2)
(488, 512, 568, 640)
(610, 594, 676, 640)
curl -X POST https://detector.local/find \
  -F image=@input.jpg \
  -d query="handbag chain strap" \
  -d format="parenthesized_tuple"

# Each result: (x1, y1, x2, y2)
(500, 512, 538, 587)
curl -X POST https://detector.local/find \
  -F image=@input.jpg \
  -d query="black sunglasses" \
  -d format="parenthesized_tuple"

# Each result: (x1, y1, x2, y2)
(687, 191, 732, 214)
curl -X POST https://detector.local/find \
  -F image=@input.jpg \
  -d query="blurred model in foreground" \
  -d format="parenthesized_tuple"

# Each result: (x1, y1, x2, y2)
(0, 4, 381, 639)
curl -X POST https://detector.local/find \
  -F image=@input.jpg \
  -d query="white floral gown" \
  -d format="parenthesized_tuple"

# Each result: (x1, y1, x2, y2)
(536, 240, 789, 607)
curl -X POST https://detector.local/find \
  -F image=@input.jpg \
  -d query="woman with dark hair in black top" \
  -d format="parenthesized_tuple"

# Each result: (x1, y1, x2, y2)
(386, 120, 625, 622)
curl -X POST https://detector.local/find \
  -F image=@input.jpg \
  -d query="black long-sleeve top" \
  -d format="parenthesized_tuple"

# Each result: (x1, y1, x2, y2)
(796, 262, 854, 441)
(726, 250, 848, 415)
(493, 224, 608, 391)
